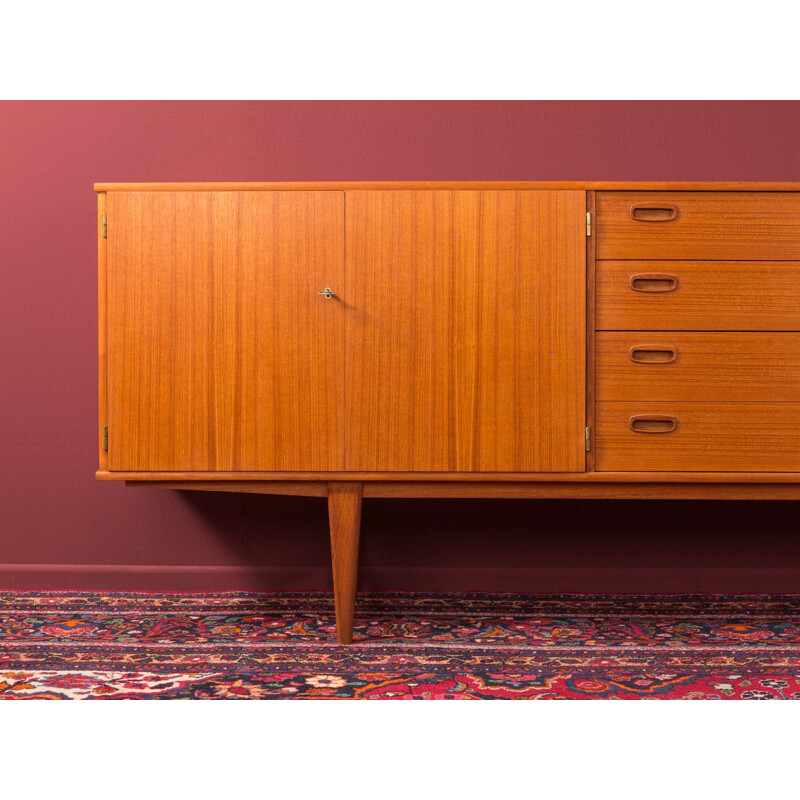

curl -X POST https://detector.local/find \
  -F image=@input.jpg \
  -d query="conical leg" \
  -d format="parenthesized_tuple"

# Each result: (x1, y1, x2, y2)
(327, 482, 363, 644)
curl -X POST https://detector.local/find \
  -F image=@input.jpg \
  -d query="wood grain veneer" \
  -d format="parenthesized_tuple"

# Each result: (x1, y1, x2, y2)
(328, 482, 363, 644)
(596, 260, 800, 331)
(597, 192, 800, 260)
(344, 189, 586, 472)
(106, 191, 345, 471)
(586, 191, 597, 471)
(100, 470, 800, 483)
(596, 402, 800, 472)
(96, 181, 800, 192)
(98, 192, 108, 472)
(597, 332, 800, 402)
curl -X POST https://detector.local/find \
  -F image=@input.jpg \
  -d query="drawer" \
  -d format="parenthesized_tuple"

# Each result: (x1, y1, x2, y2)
(597, 332, 800, 402)
(596, 192, 800, 260)
(596, 261, 800, 330)
(596, 402, 800, 472)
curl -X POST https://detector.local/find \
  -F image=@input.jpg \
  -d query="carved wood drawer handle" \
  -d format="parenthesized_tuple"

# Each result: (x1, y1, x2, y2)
(629, 204, 679, 221)
(629, 345, 678, 364)
(630, 273, 679, 293)
(629, 415, 679, 434)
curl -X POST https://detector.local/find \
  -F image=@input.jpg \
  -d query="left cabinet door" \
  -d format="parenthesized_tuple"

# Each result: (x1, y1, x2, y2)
(106, 191, 345, 471)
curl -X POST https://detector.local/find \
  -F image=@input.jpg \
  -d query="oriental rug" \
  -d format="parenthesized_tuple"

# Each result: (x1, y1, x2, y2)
(0, 592, 798, 699)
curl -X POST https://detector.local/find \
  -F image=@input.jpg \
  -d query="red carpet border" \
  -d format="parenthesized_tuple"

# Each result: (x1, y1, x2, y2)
(0, 592, 799, 699)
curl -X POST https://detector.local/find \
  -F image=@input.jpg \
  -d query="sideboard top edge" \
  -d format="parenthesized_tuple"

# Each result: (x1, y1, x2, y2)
(96, 470, 800, 484)
(93, 181, 800, 193)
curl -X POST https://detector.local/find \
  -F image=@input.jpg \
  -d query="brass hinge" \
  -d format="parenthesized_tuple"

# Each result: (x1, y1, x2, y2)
(102, 212, 107, 239)
(102, 426, 108, 452)
(585, 426, 591, 452)
(586, 211, 592, 237)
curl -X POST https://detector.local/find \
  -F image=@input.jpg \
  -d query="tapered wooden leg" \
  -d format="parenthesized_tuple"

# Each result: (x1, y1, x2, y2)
(327, 481, 363, 644)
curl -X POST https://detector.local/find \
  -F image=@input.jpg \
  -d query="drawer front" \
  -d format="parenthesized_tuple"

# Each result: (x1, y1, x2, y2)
(597, 332, 800, 402)
(596, 402, 800, 472)
(596, 261, 800, 330)
(596, 192, 800, 260)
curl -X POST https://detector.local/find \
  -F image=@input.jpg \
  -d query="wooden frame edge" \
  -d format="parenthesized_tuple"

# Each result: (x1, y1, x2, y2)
(125, 480, 327, 497)
(94, 181, 800, 193)
(122, 479, 800, 500)
(364, 482, 800, 500)
(97, 192, 108, 472)
(586, 190, 596, 472)
(98, 470, 800, 483)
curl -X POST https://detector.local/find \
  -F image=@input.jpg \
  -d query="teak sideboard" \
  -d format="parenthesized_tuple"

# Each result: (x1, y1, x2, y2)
(96, 181, 800, 642)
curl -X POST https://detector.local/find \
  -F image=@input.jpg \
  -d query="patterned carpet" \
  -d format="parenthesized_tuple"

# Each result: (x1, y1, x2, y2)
(0, 592, 799, 699)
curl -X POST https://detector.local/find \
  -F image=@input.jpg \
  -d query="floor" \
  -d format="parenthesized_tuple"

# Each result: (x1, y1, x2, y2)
(0, 592, 798, 699)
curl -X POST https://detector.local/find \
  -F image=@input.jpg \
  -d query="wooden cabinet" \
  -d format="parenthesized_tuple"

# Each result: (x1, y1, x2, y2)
(97, 181, 800, 643)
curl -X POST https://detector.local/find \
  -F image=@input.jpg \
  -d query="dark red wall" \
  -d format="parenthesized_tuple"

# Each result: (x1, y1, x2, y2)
(3, 101, 800, 592)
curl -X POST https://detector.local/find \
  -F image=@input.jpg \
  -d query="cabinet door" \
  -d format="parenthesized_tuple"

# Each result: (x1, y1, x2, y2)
(106, 191, 344, 471)
(344, 190, 586, 472)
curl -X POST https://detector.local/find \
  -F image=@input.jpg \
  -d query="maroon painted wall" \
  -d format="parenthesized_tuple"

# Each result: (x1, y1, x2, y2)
(3, 100, 800, 593)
